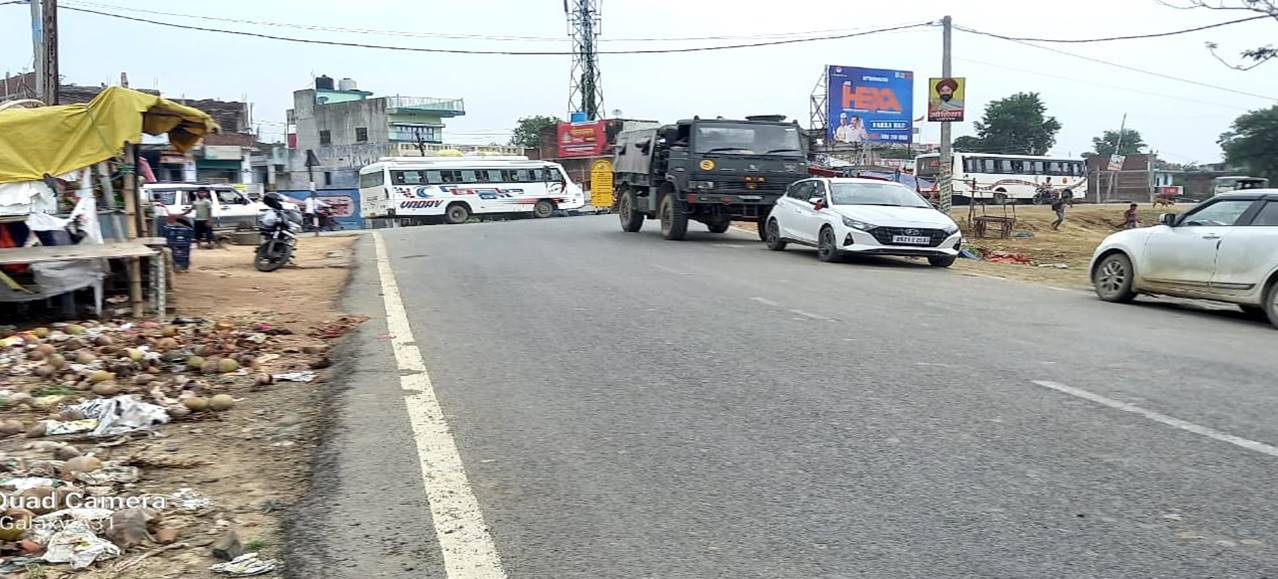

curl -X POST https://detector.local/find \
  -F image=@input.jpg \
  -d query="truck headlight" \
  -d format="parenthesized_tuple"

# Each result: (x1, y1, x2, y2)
(688, 180, 715, 190)
(842, 216, 874, 230)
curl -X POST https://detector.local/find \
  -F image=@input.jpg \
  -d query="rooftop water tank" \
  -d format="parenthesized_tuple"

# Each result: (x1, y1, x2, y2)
(315, 75, 334, 90)
(338, 77, 358, 91)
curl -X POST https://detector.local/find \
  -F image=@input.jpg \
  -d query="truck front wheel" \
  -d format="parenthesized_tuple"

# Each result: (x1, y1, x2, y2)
(659, 194, 688, 241)
(618, 189, 644, 232)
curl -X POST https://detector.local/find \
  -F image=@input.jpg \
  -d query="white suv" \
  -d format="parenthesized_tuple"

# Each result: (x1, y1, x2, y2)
(765, 177, 962, 267)
(1091, 190, 1278, 328)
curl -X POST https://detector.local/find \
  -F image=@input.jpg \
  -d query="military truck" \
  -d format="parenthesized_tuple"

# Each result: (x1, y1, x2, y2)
(611, 115, 808, 240)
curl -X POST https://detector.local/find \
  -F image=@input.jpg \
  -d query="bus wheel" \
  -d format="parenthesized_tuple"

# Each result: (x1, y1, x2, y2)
(993, 191, 1008, 205)
(445, 203, 470, 225)
(533, 199, 555, 218)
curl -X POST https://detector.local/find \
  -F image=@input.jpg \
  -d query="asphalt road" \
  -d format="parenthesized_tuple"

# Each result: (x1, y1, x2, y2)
(289, 215, 1278, 578)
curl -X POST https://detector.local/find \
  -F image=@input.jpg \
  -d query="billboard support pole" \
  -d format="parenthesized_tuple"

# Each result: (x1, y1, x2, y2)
(938, 15, 953, 214)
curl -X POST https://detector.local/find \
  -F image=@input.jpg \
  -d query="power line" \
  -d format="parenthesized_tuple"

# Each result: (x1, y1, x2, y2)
(955, 56, 1251, 111)
(48, 5, 933, 55)
(956, 14, 1270, 44)
(60, 0, 927, 45)
(956, 28, 1278, 102)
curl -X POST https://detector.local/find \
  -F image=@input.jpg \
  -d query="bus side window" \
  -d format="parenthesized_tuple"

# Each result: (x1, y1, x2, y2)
(440, 170, 461, 184)
(426, 170, 443, 184)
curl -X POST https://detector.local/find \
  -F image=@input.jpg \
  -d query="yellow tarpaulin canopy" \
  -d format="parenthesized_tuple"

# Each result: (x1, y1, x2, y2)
(0, 86, 219, 184)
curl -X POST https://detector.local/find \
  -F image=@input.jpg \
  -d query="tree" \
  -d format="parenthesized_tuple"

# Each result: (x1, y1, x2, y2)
(1088, 129, 1147, 158)
(509, 115, 562, 149)
(952, 136, 985, 153)
(1220, 105, 1278, 182)
(968, 92, 1062, 155)
(1161, 1, 1276, 70)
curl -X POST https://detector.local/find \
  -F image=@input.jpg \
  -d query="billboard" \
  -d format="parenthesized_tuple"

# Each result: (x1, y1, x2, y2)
(927, 77, 965, 122)
(557, 120, 607, 158)
(827, 66, 913, 145)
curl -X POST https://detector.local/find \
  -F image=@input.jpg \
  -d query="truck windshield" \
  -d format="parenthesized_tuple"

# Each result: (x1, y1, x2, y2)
(693, 124, 802, 156)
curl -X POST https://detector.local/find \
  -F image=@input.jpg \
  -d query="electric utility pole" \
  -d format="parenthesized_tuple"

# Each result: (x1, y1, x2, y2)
(30, 0, 43, 101)
(938, 15, 953, 213)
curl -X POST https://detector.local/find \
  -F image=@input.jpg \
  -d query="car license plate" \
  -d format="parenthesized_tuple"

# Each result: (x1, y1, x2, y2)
(892, 235, 931, 245)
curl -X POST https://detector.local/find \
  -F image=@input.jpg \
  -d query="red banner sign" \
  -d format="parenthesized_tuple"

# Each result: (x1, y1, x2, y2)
(557, 121, 606, 158)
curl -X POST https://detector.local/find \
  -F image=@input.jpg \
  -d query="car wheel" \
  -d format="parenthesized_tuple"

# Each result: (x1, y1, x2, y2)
(1240, 305, 1268, 320)
(756, 211, 770, 241)
(1093, 253, 1136, 303)
(765, 218, 787, 251)
(929, 255, 956, 268)
(1265, 282, 1278, 330)
(816, 226, 839, 262)
(617, 189, 644, 232)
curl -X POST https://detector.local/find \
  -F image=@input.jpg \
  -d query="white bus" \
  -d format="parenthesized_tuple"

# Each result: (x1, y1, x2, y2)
(915, 152, 1087, 204)
(358, 157, 586, 227)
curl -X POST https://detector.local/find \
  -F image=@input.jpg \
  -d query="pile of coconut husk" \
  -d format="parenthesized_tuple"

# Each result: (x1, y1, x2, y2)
(0, 317, 338, 575)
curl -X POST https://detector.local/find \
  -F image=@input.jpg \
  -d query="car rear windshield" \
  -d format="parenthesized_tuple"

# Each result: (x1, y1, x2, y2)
(830, 182, 931, 208)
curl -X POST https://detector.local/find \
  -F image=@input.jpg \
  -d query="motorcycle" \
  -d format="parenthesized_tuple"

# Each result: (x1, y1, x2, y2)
(303, 207, 342, 232)
(255, 195, 303, 272)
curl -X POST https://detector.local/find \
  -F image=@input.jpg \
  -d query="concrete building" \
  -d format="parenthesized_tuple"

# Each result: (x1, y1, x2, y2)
(286, 75, 521, 190)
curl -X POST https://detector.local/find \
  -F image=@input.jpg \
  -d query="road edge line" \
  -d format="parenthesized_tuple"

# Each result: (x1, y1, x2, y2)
(373, 232, 508, 579)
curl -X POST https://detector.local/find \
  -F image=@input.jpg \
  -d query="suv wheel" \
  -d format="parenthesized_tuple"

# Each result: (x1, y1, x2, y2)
(1265, 282, 1278, 330)
(765, 219, 787, 251)
(1093, 253, 1136, 303)
(816, 226, 839, 262)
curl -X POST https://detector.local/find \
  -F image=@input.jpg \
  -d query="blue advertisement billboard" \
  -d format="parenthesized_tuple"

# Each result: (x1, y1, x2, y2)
(280, 189, 364, 230)
(826, 66, 914, 145)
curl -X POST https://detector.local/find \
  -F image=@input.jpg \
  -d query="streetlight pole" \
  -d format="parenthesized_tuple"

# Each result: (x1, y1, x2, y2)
(938, 15, 953, 214)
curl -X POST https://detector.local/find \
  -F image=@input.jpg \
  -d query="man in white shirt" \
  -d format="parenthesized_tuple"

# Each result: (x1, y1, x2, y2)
(304, 192, 329, 231)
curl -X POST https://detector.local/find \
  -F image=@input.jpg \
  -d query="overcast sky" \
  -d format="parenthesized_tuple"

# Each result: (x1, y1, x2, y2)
(2, 0, 1276, 162)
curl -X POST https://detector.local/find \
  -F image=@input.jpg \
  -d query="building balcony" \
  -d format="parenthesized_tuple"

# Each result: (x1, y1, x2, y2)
(383, 96, 465, 117)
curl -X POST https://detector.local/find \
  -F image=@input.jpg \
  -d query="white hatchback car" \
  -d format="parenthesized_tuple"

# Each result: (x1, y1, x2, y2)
(1090, 190, 1278, 328)
(765, 177, 963, 267)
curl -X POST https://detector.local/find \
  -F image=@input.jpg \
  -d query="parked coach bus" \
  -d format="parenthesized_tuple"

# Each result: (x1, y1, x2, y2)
(358, 157, 586, 227)
(915, 152, 1087, 205)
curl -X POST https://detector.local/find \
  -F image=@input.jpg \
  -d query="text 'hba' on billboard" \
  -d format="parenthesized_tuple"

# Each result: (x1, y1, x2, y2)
(826, 66, 914, 145)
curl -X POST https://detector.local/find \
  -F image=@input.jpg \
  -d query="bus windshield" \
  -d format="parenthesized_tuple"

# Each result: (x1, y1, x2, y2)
(694, 124, 802, 156)
(916, 156, 942, 178)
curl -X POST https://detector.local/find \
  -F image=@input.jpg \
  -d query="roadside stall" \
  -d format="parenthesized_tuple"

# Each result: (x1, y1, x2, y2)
(0, 87, 217, 319)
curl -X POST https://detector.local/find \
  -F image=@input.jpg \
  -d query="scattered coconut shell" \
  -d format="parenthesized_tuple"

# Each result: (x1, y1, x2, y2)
(88, 370, 114, 384)
(58, 409, 85, 421)
(91, 382, 121, 397)
(155, 338, 178, 352)
(254, 373, 273, 387)
(31, 327, 50, 339)
(53, 445, 81, 461)
(161, 325, 178, 338)
(133, 373, 156, 386)
(20, 487, 57, 515)
(309, 357, 332, 370)
(60, 455, 102, 478)
(196, 344, 219, 358)
(24, 423, 46, 439)
(166, 405, 191, 419)
(217, 358, 239, 374)
(208, 394, 235, 412)
(94, 335, 113, 347)
(75, 351, 97, 365)
(34, 343, 56, 356)
(200, 360, 219, 375)
(62, 337, 86, 350)
(182, 397, 209, 412)
(186, 356, 205, 370)
(0, 509, 33, 541)
(33, 365, 57, 379)
(26, 350, 45, 362)
(46, 353, 66, 369)
(0, 420, 24, 436)
(64, 324, 85, 335)
(125, 349, 144, 362)
(9, 392, 32, 406)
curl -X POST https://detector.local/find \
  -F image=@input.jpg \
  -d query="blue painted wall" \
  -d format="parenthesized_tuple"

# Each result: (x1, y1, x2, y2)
(278, 189, 365, 230)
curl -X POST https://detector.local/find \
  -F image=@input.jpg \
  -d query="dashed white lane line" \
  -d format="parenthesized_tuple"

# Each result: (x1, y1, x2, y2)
(373, 232, 508, 579)
(789, 308, 832, 321)
(750, 297, 780, 307)
(651, 263, 689, 275)
(1031, 380, 1278, 459)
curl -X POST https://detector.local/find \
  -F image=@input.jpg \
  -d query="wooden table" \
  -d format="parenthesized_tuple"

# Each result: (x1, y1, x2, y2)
(0, 242, 165, 318)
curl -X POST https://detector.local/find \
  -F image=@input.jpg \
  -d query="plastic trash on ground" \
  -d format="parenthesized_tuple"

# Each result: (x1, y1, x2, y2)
(170, 487, 211, 511)
(272, 371, 316, 383)
(42, 523, 122, 569)
(0, 477, 59, 492)
(75, 464, 140, 485)
(209, 552, 278, 576)
(66, 395, 170, 437)
(43, 418, 99, 436)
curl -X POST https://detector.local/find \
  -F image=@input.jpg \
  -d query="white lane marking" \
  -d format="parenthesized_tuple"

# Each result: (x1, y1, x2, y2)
(712, 243, 747, 249)
(728, 226, 757, 236)
(651, 263, 688, 275)
(373, 232, 508, 579)
(750, 297, 780, 307)
(1031, 380, 1278, 459)
(789, 308, 831, 321)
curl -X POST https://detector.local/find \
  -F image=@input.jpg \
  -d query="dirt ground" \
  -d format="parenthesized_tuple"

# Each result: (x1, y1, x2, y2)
(0, 234, 359, 579)
(736, 203, 1180, 290)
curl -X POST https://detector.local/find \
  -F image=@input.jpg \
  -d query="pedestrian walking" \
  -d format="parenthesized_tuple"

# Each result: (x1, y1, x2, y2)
(183, 188, 216, 248)
(304, 191, 329, 232)
(1050, 189, 1073, 230)
(1121, 203, 1140, 229)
